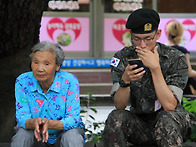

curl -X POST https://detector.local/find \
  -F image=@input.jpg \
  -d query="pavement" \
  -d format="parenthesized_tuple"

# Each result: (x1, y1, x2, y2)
(81, 106, 115, 134)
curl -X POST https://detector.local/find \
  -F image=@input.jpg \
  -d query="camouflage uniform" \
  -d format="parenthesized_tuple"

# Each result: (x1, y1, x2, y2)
(102, 43, 194, 147)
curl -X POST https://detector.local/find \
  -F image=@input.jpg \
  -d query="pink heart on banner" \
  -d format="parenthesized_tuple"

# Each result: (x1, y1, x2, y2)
(112, 19, 130, 45)
(47, 17, 81, 41)
(182, 19, 196, 40)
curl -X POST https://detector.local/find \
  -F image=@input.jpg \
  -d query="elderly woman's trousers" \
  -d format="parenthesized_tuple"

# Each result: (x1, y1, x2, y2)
(11, 127, 85, 147)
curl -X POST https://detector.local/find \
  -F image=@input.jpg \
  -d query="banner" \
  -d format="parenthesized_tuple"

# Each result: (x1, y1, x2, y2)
(104, 18, 131, 52)
(62, 58, 111, 68)
(40, 16, 90, 52)
(158, 18, 196, 52)
(104, 17, 196, 52)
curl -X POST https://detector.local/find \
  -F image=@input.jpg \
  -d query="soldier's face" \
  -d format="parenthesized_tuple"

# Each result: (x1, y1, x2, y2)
(131, 29, 161, 51)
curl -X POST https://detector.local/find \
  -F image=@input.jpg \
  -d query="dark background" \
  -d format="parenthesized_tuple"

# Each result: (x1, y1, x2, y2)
(0, 0, 49, 142)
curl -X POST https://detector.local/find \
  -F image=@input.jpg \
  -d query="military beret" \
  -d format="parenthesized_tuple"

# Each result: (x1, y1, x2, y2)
(126, 8, 160, 34)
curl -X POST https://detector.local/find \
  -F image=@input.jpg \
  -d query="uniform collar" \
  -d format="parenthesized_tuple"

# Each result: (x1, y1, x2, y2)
(156, 42, 169, 59)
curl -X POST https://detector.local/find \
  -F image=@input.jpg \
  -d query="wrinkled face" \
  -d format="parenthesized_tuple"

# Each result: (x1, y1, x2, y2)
(31, 50, 60, 84)
(131, 29, 161, 51)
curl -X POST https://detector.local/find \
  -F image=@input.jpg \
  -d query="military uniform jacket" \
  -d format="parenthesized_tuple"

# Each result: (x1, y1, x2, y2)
(110, 42, 188, 114)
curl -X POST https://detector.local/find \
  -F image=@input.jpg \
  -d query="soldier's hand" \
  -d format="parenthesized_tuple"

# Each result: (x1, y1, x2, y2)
(122, 64, 145, 83)
(136, 46, 160, 70)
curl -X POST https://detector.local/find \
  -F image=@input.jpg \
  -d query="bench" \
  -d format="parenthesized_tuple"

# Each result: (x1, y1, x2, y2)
(1, 142, 195, 147)
(62, 68, 113, 106)
(61, 58, 112, 100)
(62, 68, 112, 98)
(183, 94, 196, 100)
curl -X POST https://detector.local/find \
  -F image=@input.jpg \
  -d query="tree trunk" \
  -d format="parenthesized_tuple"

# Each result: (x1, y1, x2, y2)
(0, 0, 49, 142)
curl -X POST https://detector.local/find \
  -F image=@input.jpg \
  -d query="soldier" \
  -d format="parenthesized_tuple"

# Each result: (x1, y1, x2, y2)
(102, 8, 194, 147)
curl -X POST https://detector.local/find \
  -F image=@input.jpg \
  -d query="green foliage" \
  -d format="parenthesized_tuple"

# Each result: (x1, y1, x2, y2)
(183, 97, 196, 116)
(80, 93, 105, 143)
(183, 97, 196, 142)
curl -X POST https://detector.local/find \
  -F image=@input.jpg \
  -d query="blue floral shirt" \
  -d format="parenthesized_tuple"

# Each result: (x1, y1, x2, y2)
(15, 70, 85, 144)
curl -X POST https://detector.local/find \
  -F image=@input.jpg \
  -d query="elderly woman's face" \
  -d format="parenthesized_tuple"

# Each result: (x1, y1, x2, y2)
(31, 49, 60, 84)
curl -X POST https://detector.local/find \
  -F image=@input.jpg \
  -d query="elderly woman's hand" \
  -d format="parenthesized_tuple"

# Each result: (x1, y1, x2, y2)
(33, 117, 49, 142)
(41, 118, 49, 143)
(33, 117, 42, 142)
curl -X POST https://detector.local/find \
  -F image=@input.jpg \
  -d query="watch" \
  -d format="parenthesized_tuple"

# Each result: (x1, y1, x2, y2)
(119, 79, 130, 88)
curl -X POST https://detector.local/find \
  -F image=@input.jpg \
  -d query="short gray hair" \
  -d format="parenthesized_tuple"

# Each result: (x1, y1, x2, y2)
(30, 41, 65, 66)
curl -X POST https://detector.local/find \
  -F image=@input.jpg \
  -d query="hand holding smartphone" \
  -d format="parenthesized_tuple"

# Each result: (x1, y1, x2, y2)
(128, 58, 146, 73)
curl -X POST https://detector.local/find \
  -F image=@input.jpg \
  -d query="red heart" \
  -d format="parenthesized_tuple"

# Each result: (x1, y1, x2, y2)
(47, 17, 81, 41)
(112, 19, 130, 45)
(182, 19, 196, 40)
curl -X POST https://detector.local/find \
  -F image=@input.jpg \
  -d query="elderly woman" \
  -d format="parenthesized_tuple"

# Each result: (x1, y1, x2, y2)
(11, 41, 85, 147)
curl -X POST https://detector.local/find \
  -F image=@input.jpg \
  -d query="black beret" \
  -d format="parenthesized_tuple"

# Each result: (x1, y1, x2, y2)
(126, 8, 160, 34)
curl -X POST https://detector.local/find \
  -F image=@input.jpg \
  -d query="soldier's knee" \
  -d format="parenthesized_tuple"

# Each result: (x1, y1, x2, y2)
(104, 109, 132, 130)
(155, 110, 178, 130)
(154, 111, 185, 146)
(107, 109, 131, 120)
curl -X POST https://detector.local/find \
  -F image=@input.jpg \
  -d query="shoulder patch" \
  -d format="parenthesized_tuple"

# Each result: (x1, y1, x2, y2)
(177, 58, 188, 70)
(110, 57, 120, 67)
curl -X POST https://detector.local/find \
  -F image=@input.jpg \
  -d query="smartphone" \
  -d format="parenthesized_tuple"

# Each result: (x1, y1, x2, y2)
(128, 58, 145, 71)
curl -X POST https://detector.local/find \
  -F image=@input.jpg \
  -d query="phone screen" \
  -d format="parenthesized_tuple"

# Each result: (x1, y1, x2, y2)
(128, 58, 145, 71)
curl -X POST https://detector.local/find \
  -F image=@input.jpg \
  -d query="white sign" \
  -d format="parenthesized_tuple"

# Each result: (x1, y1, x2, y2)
(48, 0, 79, 10)
(113, 0, 143, 12)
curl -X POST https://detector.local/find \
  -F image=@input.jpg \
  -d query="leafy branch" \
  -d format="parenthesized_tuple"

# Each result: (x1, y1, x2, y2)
(80, 93, 105, 143)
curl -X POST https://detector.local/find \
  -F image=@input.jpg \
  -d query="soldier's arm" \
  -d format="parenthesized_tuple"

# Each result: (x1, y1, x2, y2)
(150, 66, 177, 111)
(113, 65, 145, 110)
(153, 54, 188, 110)
(136, 46, 178, 111)
(114, 86, 130, 110)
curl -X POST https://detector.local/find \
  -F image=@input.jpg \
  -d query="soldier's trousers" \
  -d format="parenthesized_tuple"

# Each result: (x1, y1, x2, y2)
(102, 105, 193, 147)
